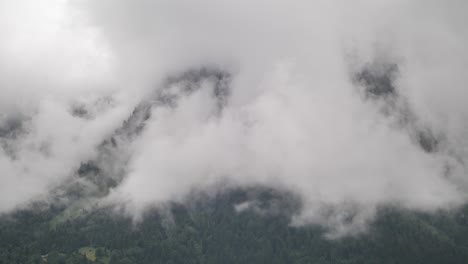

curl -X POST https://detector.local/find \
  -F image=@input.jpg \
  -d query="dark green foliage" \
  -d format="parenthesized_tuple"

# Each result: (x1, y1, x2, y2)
(1, 189, 468, 263)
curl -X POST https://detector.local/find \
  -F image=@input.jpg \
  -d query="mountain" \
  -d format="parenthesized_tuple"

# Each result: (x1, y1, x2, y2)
(2, 187, 468, 264)
(1, 66, 467, 264)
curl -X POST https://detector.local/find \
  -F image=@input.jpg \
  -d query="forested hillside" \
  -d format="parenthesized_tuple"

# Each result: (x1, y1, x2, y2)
(2, 187, 468, 264)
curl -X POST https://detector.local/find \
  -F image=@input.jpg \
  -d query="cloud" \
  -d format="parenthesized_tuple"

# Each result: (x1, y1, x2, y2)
(1, 0, 468, 236)
(0, 0, 130, 212)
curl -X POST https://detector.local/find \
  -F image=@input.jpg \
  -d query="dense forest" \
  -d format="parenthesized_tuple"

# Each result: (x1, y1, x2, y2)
(2, 187, 468, 264)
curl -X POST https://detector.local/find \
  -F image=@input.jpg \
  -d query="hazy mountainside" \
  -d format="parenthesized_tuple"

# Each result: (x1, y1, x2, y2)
(62, 68, 230, 198)
(2, 187, 468, 264)
(3, 65, 468, 263)
(2, 1, 468, 263)
(40, 68, 232, 216)
(55, 60, 441, 210)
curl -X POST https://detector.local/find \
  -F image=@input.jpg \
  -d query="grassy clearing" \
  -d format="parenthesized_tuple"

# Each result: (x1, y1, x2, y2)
(79, 247, 96, 262)
(78, 247, 111, 263)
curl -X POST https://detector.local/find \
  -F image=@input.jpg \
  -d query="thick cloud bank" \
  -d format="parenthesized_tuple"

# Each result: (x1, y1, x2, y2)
(1, 0, 468, 236)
